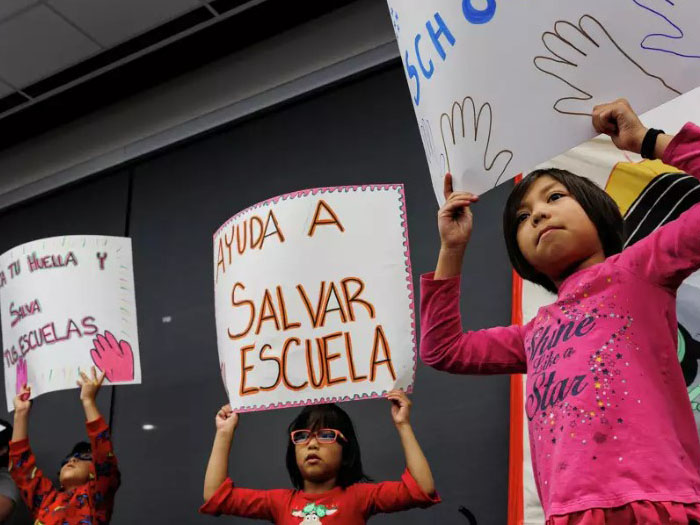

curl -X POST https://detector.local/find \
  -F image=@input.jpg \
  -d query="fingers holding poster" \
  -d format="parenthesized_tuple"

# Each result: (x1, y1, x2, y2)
(213, 185, 416, 412)
(0, 236, 141, 411)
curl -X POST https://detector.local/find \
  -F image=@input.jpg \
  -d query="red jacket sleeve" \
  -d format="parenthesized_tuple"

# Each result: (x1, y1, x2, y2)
(8, 439, 57, 516)
(615, 123, 700, 290)
(420, 273, 527, 374)
(355, 469, 440, 518)
(199, 478, 288, 520)
(86, 417, 120, 522)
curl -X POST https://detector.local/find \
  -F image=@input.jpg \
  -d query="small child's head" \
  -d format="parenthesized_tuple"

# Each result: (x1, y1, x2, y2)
(286, 403, 369, 490)
(59, 441, 92, 489)
(503, 168, 623, 293)
(0, 419, 12, 469)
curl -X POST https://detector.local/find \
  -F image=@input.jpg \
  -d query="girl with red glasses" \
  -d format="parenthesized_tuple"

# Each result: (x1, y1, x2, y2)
(201, 390, 439, 523)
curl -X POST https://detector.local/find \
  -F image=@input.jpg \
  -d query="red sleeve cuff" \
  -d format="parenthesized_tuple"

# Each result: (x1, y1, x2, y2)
(200, 478, 234, 515)
(400, 469, 441, 506)
(86, 416, 109, 436)
(9, 439, 30, 456)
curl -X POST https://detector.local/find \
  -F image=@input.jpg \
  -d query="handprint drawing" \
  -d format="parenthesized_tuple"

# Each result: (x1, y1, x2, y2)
(90, 331, 134, 382)
(633, 0, 700, 59)
(419, 117, 447, 178)
(15, 357, 27, 396)
(534, 14, 679, 116)
(440, 96, 513, 189)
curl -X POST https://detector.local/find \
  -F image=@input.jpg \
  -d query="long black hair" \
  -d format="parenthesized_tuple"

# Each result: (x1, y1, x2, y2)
(286, 403, 370, 490)
(503, 168, 623, 293)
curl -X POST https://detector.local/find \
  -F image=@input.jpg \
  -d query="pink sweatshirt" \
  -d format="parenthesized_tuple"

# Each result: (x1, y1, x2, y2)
(420, 123, 700, 518)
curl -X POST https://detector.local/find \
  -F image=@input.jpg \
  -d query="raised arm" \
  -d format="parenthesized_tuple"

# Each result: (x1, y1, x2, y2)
(78, 367, 120, 522)
(435, 174, 479, 280)
(203, 404, 238, 502)
(590, 98, 700, 176)
(387, 390, 435, 496)
(594, 99, 700, 289)
(8, 386, 57, 516)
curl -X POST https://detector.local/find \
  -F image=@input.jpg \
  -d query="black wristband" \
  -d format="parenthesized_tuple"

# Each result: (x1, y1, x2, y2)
(641, 128, 665, 160)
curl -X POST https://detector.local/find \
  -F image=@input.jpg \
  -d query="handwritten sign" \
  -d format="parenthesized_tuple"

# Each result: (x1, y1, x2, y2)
(213, 185, 416, 412)
(0, 236, 141, 411)
(387, 0, 700, 200)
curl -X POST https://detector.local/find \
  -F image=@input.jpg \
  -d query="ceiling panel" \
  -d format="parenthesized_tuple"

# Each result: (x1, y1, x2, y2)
(0, 0, 37, 22)
(0, 80, 13, 98)
(49, 0, 202, 47)
(0, 5, 99, 87)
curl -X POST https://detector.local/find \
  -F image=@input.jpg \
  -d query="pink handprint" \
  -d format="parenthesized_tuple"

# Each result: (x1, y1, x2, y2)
(90, 331, 134, 382)
(15, 357, 27, 396)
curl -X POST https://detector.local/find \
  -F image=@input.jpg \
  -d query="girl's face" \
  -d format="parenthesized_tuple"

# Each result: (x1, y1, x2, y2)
(516, 176, 604, 282)
(59, 456, 91, 489)
(294, 430, 343, 486)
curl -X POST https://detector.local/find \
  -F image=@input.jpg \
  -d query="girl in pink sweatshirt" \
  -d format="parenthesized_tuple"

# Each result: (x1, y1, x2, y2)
(421, 98, 700, 523)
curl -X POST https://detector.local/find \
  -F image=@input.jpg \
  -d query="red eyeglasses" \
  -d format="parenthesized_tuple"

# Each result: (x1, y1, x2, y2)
(290, 428, 347, 445)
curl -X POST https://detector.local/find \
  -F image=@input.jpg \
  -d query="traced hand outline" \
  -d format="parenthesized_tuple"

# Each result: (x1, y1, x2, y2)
(533, 14, 680, 117)
(90, 331, 135, 382)
(440, 96, 513, 189)
(15, 357, 27, 396)
(220, 362, 230, 398)
(633, 0, 700, 59)
(419, 117, 447, 177)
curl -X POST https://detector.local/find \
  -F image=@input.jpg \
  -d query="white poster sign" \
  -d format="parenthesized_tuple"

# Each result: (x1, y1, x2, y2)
(387, 0, 700, 201)
(213, 185, 416, 412)
(0, 236, 141, 411)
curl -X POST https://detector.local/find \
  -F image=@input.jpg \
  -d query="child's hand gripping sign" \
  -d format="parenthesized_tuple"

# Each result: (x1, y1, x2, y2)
(0, 236, 141, 411)
(213, 185, 416, 412)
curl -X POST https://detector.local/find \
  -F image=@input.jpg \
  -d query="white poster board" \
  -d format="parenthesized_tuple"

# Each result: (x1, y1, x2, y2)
(213, 185, 416, 412)
(0, 236, 141, 411)
(387, 0, 700, 201)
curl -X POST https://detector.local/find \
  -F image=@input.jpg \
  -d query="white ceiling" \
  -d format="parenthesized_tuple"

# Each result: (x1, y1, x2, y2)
(0, 0, 219, 93)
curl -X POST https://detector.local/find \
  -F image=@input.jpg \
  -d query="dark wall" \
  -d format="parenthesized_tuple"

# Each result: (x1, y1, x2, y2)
(0, 171, 129, 479)
(0, 65, 514, 524)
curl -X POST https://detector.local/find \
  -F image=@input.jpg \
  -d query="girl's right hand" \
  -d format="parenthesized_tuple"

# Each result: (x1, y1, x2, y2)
(438, 174, 479, 250)
(215, 404, 239, 434)
(14, 385, 31, 415)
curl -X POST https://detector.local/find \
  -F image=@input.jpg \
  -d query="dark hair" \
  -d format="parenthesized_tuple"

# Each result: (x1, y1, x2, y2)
(286, 404, 370, 490)
(503, 168, 623, 294)
(0, 419, 12, 468)
(59, 442, 91, 468)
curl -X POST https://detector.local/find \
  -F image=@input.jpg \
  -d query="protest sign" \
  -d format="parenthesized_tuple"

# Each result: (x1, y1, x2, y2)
(388, 0, 700, 200)
(213, 185, 416, 412)
(0, 236, 140, 411)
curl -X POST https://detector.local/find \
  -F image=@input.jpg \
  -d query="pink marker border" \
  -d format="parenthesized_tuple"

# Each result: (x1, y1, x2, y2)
(214, 184, 417, 413)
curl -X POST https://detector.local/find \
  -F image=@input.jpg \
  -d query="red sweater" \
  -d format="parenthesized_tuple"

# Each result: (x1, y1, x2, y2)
(200, 469, 439, 523)
(9, 416, 120, 524)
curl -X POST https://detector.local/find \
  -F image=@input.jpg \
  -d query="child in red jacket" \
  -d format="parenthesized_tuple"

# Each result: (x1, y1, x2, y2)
(10, 367, 120, 524)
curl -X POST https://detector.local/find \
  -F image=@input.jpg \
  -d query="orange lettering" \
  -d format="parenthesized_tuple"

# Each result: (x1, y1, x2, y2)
(308, 200, 345, 237)
(370, 325, 396, 381)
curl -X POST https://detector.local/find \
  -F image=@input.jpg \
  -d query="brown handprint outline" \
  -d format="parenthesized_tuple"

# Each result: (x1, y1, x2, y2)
(440, 96, 514, 187)
(533, 14, 680, 117)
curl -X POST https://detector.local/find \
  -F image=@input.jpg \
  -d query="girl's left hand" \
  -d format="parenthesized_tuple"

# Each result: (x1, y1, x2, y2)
(77, 366, 105, 404)
(387, 389, 412, 426)
(592, 98, 647, 154)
